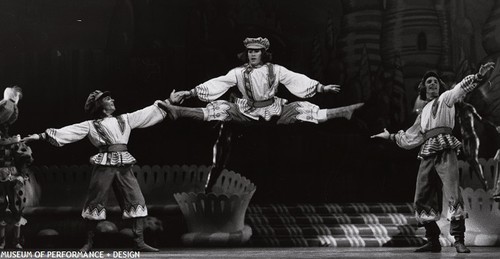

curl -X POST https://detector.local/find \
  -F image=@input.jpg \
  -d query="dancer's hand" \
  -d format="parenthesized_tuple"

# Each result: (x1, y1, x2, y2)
(21, 134, 40, 143)
(370, 128, 390, 139)
(478, 62, 495, 77)
(323, 84, 341, 93)
(168, 89, 189, 104)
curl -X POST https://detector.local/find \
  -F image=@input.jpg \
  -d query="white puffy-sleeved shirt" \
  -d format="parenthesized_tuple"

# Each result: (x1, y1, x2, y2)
(194, 63, 320, 120)
(44, 103, 167, 166)
(394, 74, 480, 158)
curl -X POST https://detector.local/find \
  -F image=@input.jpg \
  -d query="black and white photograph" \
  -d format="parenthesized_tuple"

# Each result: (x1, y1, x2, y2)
(1, 0, 500, 258)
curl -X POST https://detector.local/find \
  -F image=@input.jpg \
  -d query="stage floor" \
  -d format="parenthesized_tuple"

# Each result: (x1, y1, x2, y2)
(103, 247, 500, 258)
(9, 247, 500, 258)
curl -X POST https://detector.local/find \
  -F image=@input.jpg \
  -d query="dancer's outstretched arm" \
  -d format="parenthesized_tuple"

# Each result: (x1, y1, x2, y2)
(371, 114, 424, 150)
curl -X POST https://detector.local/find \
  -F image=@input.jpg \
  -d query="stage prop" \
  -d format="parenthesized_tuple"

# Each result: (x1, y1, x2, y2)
(174, 169, 256, 246)
(438, 157, 500, 246)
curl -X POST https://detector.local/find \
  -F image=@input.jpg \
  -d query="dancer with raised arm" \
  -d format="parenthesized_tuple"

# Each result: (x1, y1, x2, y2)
(371, 62, 495, 254)
(22, 90, 169, 252)
(162, 37, 363, 124)
(162, 37, 364, 189)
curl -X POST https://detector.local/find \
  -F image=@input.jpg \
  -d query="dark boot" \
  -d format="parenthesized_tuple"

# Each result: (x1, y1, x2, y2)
(132, 218, 159, 252)
(12, 225, 22, 249)
(0, 224, 5, 250)
(80, 220, 98, 252)
(157, 100, 205, 121)
(326, 103, 364, 120)
(451, 219, 470, 253)
(415, 221, 441, 252)
(454, 236, 471, 253)
(206, 122, 233, 192)
(415, 237, 441, 252)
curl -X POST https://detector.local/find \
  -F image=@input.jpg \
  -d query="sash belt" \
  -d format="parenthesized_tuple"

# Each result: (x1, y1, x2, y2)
(247, 98, 274, 108)
(98, 144, 127, 152)
(423, 127, 452, 141)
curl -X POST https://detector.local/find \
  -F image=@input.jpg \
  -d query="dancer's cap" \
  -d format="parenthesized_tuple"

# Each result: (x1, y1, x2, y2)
(84, 90, 110, 114)
(243, 37, 270, 50)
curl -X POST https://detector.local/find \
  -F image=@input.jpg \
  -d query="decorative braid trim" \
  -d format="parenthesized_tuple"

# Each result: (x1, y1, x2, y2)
(122, 205, 148, 219)
(196, 85, 210, 102)
(304, 83, 319, 98)
(46, 129, 62, 147)
(206, 101, 232, 121)
(460, 74, 479, 93)
(295, 102, 320, 124)
(116, 115, 126, 134)
(415, 209, 441, 224)
(92, 120, 113, 145)
(82, 207, 106, 220)
(447, 203, 468, 221)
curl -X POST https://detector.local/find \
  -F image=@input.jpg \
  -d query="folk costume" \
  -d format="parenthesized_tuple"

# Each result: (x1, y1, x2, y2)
(192, 61, 328, 123)
(36, 90, 165, 252)
(390, 72, 485, 253)
(163, 37, 363, 124)
(0, 96, 34, 249)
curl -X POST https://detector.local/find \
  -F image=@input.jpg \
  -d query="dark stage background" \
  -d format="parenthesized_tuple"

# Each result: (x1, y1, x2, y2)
(1, 0, 500, 203)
